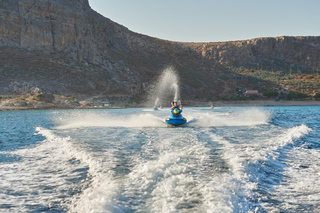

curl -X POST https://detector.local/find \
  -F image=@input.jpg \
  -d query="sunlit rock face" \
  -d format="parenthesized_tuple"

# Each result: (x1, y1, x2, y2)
(0, 0, 319, 99)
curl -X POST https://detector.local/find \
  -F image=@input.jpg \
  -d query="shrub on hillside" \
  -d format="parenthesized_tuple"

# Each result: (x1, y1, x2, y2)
(249, 95, 257, 100)
(238, 96, 246, 101)
(69, 96, 76, 100)
(263, 90, 279, 97)
(229, 96, 237, 101)
(219, 95, 229, 101)
(230, 96, 247, 101)
(314, 93, 320, 99)
(287, 92, 308, 100)
(36, 93, 55, 103)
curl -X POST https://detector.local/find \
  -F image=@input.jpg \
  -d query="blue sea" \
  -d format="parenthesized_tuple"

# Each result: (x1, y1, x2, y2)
(0, 106, 319, 212)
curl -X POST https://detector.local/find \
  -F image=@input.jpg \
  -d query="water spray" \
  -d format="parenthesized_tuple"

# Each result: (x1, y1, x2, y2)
(154, 97, 160, 106)
(172, 83, 179, 102)
(150, 67, 180, 106)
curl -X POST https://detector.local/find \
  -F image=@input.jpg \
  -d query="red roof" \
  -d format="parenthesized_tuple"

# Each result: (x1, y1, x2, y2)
(244, 90, 259, 95)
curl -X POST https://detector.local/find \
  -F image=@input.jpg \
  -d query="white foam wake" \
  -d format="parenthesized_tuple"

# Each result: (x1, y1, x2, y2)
(56, 112, 166, 129)
(0, 127, 124, 212)
(118, 129, 240, 212)
(248, 125, 315, 212)
(0, 127, 86, 212)
(254, 124, 312, 162)
(55, 108, 271, 130)
(186, 108, 271, 127)
(206, 124, 312, 212)
(270, 147, 320, 211)
(34, 128, 122, 213)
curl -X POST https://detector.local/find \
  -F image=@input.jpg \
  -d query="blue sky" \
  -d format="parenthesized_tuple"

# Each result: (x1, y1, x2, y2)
(88, 0, 320, 42)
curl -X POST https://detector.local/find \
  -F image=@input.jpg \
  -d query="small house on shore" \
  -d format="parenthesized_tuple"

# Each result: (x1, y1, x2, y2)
(243, 90, 259, 97)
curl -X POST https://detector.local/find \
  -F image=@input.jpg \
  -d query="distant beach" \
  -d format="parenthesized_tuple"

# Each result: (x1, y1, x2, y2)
(1, 100, 320, 111)
(212, 100, 320, 107)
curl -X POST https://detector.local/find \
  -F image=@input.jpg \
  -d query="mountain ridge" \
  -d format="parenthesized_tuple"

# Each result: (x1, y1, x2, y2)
(1, 0, 320, 102)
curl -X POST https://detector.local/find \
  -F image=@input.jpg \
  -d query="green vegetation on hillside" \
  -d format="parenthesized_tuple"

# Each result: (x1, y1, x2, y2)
(225, 59, 320, 97)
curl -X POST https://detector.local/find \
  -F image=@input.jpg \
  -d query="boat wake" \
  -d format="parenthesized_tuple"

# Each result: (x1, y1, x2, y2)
(1, 106, 318, 212)
(55, 108, 271, 129)
(56, 112, 166, 129)
(0, 117, 314, 212)
(0, 127, 89, 212)
(185, 108, 270, 127)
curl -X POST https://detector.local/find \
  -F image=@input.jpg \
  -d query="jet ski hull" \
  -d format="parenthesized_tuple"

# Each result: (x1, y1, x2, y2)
(165, 117, 187, 126)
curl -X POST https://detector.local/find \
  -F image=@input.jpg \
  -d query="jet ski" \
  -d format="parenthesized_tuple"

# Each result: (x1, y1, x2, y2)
(165, 108, 187, 126)
(153, 106, 158, 110)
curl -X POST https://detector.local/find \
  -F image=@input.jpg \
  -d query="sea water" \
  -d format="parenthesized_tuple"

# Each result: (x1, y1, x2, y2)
(0, 106, 319, 212)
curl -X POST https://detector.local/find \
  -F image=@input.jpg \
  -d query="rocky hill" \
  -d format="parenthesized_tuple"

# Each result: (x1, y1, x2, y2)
(1, 0, 320, 103)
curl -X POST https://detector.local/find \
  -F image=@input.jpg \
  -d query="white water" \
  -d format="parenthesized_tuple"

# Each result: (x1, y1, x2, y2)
(56, 108, 270, 129)
(150, 67, 180, 106)
(0, 107, 317, 212)
(0, 128, 87, 212)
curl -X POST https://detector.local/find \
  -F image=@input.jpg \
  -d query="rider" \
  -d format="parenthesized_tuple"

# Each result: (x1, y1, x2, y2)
(171, 101, 183, 110)
(171, 101, 183, 117)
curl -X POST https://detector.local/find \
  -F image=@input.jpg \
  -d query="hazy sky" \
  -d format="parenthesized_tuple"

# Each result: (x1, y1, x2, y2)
(88, 0, 320, 42)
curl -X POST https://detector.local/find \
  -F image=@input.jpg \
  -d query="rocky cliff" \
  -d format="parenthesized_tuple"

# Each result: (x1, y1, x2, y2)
(0, 0, 319, 101)
(190, 36, 320, 68)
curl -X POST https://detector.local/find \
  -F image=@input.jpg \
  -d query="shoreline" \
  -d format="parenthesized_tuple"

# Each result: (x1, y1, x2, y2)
(1, 100, 320, 111)
(212, 100, 320, 107)
(0, 106, 126, 111)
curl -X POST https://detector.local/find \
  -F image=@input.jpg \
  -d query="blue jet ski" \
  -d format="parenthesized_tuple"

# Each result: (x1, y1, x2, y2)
(165, 108, 187, 126)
